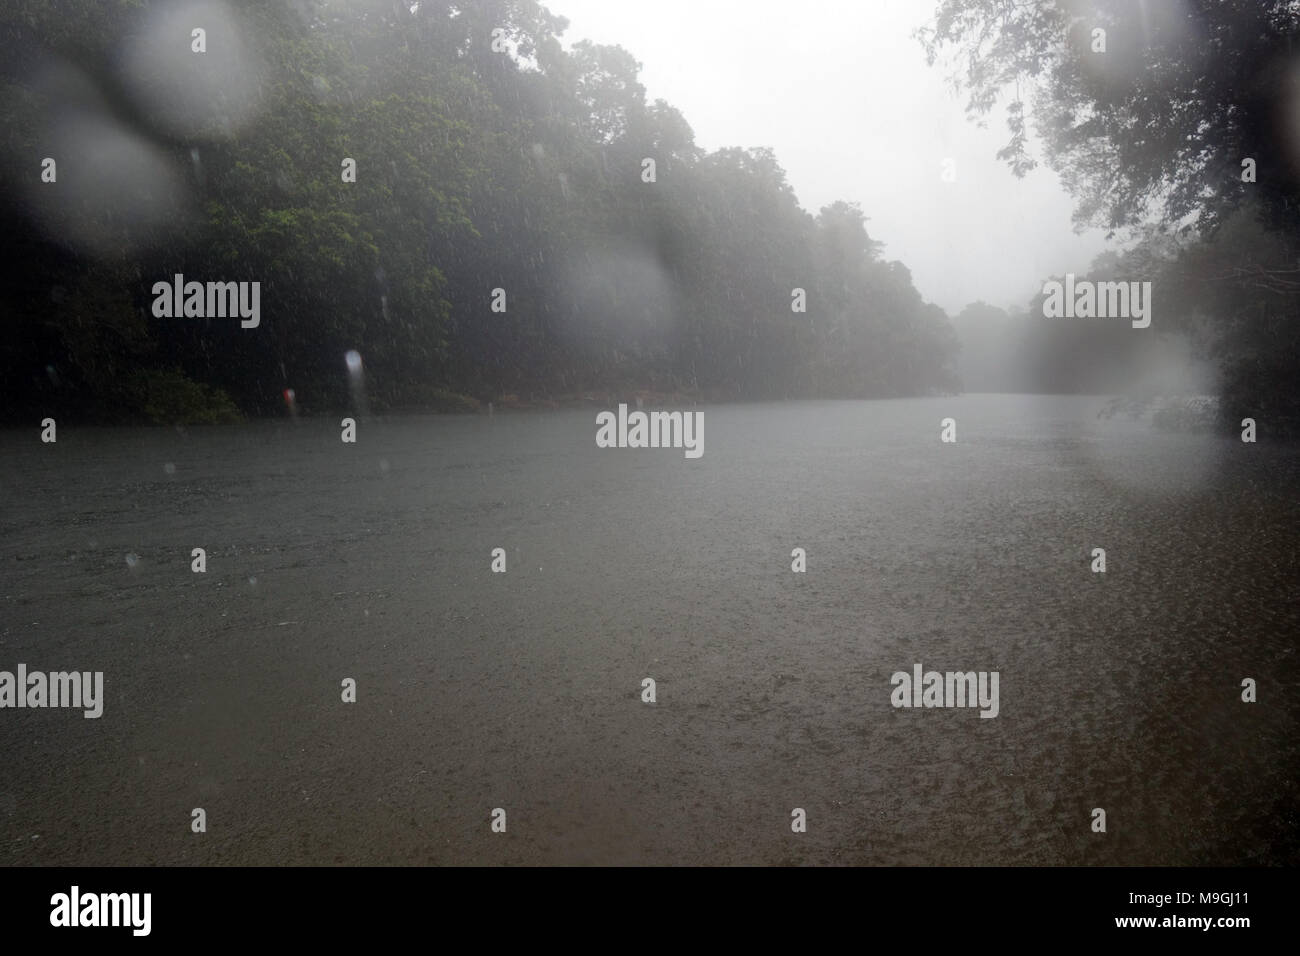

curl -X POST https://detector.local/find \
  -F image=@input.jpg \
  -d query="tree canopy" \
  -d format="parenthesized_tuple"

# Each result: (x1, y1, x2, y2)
(0, 0, 959, 424)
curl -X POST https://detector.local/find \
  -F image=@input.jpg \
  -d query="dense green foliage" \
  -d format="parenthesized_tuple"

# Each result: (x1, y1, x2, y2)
(0, 0, 959, 424)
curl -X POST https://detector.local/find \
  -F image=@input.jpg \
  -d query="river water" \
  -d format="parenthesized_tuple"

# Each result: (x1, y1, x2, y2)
(1, 394, 1297, 864)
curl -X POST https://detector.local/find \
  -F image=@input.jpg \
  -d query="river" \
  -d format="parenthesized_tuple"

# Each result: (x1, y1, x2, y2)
(1, 394, 1297, 864)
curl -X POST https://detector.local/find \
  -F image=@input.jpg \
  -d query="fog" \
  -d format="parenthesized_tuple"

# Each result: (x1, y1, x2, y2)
(551, 0, 1112, 317)
(1, 0, 1297, 878)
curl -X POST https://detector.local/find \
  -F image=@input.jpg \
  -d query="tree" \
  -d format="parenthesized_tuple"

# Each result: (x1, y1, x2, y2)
(921, 0, 1300, 426)
(0, 0, 963, 421)
(919, 0, 1300, 236)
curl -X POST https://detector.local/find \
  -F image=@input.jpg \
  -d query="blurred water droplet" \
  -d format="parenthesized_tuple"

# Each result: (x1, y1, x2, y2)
(345, 350, 368, 417)
(163, 462, 175, 475)
(125, 553, 140, 569)
(190, 146, 204, 186)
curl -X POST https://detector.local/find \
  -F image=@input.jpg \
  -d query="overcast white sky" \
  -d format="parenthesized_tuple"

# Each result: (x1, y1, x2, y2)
(546, 0, 1113, 317)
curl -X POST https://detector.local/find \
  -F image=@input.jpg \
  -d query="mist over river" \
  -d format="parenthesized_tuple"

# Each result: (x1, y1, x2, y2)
(2, 394, 1297, 865)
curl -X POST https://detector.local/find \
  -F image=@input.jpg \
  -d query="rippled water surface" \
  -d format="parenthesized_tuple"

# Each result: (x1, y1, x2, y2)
(2, 395, 1297, 864)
